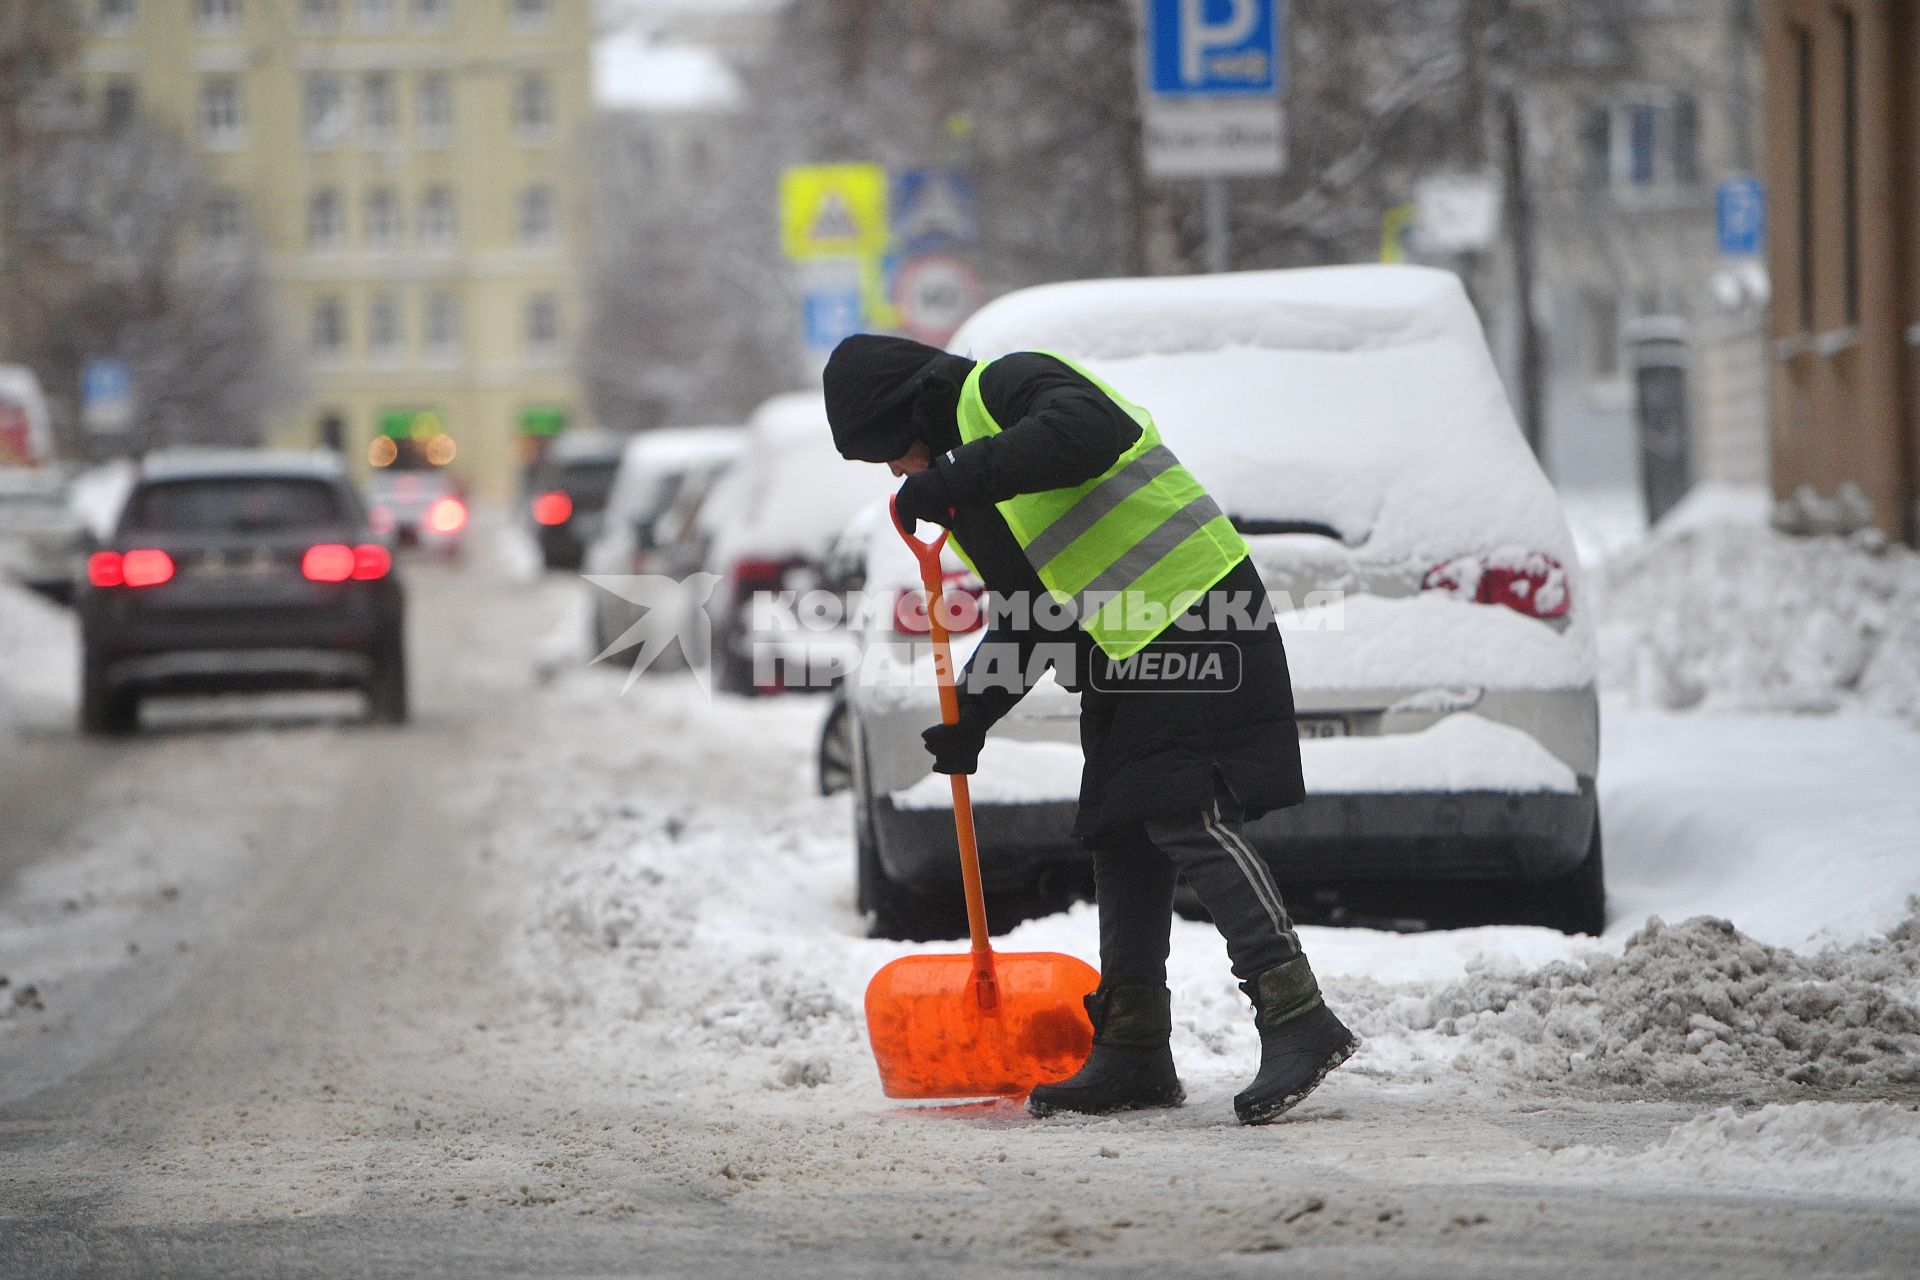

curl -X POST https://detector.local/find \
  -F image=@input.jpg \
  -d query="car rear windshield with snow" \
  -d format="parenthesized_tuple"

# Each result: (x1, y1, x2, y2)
(123, 478, 345, 534)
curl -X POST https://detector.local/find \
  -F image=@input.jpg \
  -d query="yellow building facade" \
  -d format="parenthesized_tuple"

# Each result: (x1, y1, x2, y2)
(78, 0, 592, 498)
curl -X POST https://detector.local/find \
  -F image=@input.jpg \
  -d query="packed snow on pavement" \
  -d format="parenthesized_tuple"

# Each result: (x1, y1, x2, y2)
(3, 500, 1918, 1269)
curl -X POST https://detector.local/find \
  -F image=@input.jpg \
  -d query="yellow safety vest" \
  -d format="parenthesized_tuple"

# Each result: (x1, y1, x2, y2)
(949, 353, 1248, 660)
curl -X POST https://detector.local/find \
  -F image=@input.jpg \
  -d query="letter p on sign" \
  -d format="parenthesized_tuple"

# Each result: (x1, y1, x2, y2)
(1181, 0, 1258, 84)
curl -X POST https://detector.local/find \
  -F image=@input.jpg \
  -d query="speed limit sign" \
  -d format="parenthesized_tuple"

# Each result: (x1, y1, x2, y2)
(892, 253, 986, 346)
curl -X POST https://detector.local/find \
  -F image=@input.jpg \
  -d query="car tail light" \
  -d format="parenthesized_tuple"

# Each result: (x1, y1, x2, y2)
(302, 543, 391, 582)
(732, 557, 791, 597)
(302, 544, 355, 582)
(531, 491, 572, 526)
(352, 543, 392, 580)
(1422, 551, 1569, 619)
(87, 551, 124, 588)
(427, 497, 467, 534)
(88, 549, 174, 589)
(893, 576, 987, 636)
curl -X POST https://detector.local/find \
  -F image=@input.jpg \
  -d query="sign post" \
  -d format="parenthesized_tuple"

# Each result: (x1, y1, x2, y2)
(1137, 0, 1287, 272)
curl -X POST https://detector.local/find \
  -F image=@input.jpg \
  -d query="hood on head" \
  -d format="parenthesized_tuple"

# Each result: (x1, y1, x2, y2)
(823, 334, 960, 463)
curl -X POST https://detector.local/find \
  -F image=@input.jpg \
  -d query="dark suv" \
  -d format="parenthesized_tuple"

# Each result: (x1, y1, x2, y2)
(77, 451, 407, 735)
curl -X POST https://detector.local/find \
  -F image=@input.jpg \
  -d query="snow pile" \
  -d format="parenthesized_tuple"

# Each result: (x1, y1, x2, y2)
(1596, 520, 1920, 722)
(503, 677, 888, 1096)
(0, 578, 74, 737)
(1552, 1101, 1920, 1200)
(1346, 912, 1920, 1093)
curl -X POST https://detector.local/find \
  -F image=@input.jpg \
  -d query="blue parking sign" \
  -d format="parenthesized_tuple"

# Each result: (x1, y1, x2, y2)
(1146, 0, 1283, 98)
(1716, 176, 1765, 258)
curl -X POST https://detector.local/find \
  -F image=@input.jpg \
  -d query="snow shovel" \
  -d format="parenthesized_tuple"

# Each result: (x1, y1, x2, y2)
(864, 495, 1100, 1100)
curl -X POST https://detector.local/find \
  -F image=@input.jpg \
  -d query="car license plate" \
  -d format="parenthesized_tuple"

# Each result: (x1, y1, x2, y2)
(1296, 717, 1349, 739)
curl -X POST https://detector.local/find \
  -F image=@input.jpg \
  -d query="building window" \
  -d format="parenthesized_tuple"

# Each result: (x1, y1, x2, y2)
(362, 72, 396, 141)
(101, 80, 138, 131)
(413, 0, 450, 26)
(369, 291, 403, 358)
(301, 0, 339, 29)
(425, 291, 460, 355)
(311, 296, 347, 356)
(1585, 95, 1700, 193)
(355, 0, 394, 30)
(304, 72, 349, 146)
(198, 77, 245, 147)
(524, 293, 560, 354)
(510, 0, 552, 29)
(365, 187, 401, 248)
(307, 189, 346, 250)
(202, 193, 246, 248)
(512, 73, 552, 140)
(416, 73, 452, 144)
(418, 186, 457, 248)
(516, 185, 554, 246)
(95, 0, 137, 33)
(194, 0, 242, 35)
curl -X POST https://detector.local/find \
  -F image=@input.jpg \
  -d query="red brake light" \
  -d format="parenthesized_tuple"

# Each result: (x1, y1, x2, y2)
(428, 497, 467, 534)
(1423, 551, 1569, 619)
(122, 549, 175, 588)
(531, 491, 573, 526)
(732, 557, 788, 596)
(88, 550, 125, 588)
(303, 543, 355, 582)
(304, 543, 391, 582)
(92, 549, 174, 589)
(352, 543, 392, 580)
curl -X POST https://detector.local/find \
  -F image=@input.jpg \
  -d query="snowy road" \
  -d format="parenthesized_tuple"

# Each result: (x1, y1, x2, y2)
(2, 545, 1917, 1278)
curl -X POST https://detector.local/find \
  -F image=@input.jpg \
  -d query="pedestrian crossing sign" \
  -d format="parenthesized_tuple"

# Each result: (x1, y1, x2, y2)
(781, 164, 889, 261)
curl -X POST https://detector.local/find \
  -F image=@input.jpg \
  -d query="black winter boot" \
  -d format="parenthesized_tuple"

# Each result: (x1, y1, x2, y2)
(1233, 956, 1359, 1125)
(1027, 985, 1185, 1117)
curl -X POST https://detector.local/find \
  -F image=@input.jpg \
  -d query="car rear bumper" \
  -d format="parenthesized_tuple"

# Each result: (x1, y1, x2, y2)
(871, 782, 1598, 898)
(102, 647, 374, 693)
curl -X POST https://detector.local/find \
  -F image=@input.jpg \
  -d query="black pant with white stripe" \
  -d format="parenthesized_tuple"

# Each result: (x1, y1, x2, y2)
(1093, 784, 1303, 987)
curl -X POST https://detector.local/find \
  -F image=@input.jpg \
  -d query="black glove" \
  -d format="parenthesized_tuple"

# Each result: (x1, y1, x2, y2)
(921, 702, 990, 775)
(895, 467, 955, 537)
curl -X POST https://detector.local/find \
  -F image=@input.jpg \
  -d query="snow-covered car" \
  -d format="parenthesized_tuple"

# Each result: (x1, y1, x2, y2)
(0, 467, 88, 604)
(701, 393, 895, 696)
(525, 430, 626, 572)
(584, 425, 745, 657)
(838, 265, 1604, 940)
(76, 450, 406, 734)
(363, 465, 467, 557)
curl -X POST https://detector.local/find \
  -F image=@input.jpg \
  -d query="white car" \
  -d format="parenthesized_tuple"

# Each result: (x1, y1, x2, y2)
(700, 393, 895, 696)
(835, 265, 1603, 940)
(584, 426, 746, 657)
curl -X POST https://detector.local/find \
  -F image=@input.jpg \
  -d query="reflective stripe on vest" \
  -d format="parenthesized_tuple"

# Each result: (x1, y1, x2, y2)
(952, 352, 1248, 660)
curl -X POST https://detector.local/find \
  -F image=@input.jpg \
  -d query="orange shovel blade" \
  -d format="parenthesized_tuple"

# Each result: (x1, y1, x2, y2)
(865, 951, 1101, 1099)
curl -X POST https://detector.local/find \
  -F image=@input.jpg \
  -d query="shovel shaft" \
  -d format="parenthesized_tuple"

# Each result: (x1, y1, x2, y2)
(891, 497, 997, 1007)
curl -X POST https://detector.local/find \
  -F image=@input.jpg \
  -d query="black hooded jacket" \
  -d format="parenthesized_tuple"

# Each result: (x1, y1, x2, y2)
(825, 336, 1305, 841)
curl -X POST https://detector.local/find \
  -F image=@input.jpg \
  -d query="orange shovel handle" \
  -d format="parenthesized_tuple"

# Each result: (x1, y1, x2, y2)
(890, 495, 998, 1009)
